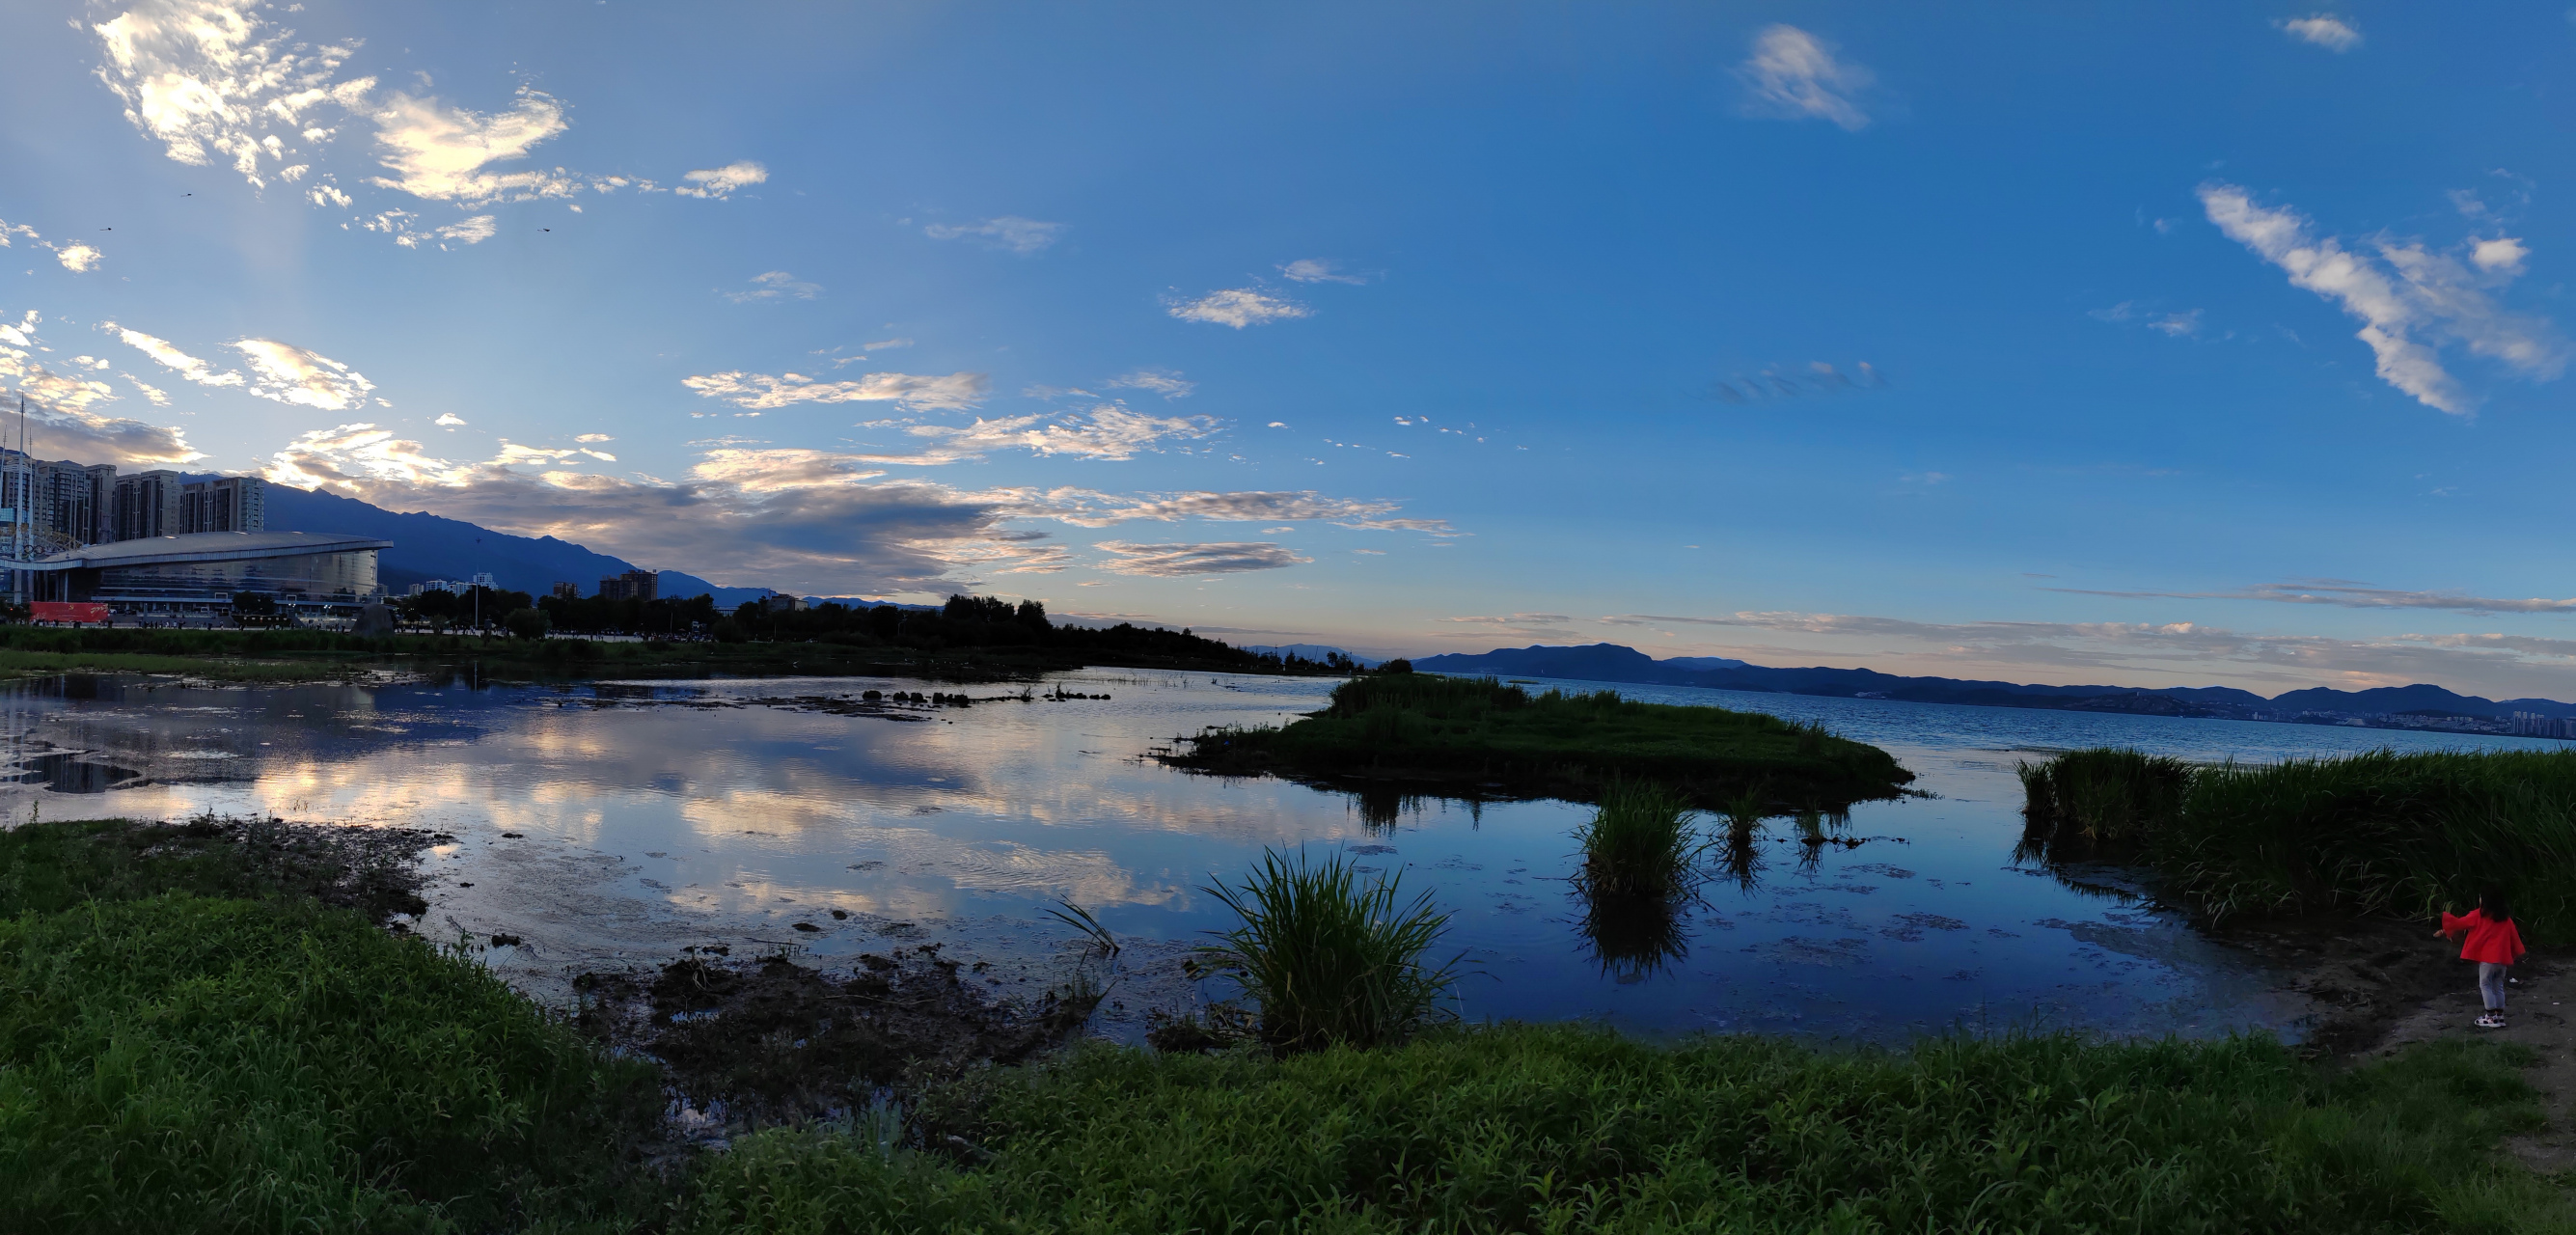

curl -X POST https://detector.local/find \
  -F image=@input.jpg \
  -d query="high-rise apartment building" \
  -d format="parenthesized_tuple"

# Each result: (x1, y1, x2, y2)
(180, 475, 266, 534)
(112, 470, 183, 541)
(598, 569, 658, 602)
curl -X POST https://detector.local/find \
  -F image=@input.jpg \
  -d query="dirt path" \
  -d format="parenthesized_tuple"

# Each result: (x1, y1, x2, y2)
(2371, 947, 2576, 1171)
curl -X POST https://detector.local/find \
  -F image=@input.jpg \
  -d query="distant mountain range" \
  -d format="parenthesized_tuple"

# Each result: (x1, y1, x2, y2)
(260, 483, 780, 607)
(1412, 643, 2576, 723)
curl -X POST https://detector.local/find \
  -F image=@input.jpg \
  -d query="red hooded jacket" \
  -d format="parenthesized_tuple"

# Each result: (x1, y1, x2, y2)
(2442, 910, 2527, 966)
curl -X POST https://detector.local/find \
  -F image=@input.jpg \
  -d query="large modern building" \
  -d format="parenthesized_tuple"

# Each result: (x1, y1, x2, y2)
(22, 531, 390, 609)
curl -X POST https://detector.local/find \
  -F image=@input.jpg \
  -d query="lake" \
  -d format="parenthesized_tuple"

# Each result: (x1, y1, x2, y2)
(0, 668, 2554, 1044)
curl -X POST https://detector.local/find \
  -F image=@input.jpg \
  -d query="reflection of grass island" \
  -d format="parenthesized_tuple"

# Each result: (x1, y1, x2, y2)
(1163, 672, 1915, 808)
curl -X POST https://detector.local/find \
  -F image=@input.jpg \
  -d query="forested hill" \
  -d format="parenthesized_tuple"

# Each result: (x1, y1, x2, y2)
(1412, 643, 2576, 719)
(259, 483, 775, 606)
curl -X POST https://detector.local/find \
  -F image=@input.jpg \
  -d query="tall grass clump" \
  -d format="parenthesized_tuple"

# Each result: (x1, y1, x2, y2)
(2170, 749, 2576, 939)
(1198, 848, 1461, 1051)
(1574, 778, 1700, 896)
(2015, 747, 2194, 861)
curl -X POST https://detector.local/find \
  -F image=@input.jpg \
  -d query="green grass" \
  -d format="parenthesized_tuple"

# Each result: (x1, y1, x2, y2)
(1197, 848, 1461, 1052)
(1171, 673, 1915, 808)
(680, 1025, 2572, 1235)
(0, 894, 663, 1233)
(2017, 747, 2576, 942)
(1575, 779, 1702, 896)
(0, 815, 420, 919)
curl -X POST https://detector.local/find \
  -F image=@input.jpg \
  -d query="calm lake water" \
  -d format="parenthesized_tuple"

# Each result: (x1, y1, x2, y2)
(0, 669, 2558, 1044)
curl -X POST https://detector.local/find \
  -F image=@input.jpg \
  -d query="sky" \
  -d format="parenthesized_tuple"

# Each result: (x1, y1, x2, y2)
(4, 2, 2576, 699)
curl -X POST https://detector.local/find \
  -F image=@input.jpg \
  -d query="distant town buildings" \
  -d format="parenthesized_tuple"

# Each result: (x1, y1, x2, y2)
(598, 569, 657, 602)
(0, 451, 266, 550)
(550, 581, 579, 600)
(405, 572, 497, 596)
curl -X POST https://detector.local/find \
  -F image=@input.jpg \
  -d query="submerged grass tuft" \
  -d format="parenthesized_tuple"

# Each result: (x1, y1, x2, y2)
(1196, 848, 1460, 1051)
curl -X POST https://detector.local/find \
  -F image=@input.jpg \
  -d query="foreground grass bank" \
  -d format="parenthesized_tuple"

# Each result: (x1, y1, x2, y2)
(1166, 672, 1916, 808)
(5, 817, 2572, 1232)
(2019, 746, 2576, 943)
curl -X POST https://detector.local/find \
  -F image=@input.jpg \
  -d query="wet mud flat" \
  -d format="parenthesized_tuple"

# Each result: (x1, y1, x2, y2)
(573, 945, 1104, 1139)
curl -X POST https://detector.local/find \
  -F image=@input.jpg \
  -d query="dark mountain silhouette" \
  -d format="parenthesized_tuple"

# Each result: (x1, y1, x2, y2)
(1411, 643, 2575, 718)
(260, 483, 778, 606)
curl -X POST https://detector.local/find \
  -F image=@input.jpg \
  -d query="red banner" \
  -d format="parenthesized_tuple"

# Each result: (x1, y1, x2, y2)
(32, 601, 109, 624)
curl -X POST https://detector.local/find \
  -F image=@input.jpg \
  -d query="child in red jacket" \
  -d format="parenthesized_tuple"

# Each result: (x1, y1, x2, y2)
(2439, 890, 2528, 1029)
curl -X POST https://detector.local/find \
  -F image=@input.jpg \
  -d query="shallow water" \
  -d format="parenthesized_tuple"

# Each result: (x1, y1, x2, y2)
(0, 669, 2556, 1044)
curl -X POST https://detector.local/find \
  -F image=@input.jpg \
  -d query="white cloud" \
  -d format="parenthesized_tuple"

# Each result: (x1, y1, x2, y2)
(858, 406, 1219, 466)
(1738, 24, 1874, 131)
(109, 323, 246, 389)
(862, 338, 912, 352)
(2199, 182, 2567, 415)
(1094, 541, 1309, 576)
(1032, 488, 1457, 535)
(433, 412, 466, 427)
(0, 314, 201, 463)
(1104, 370, 1195, 398)
(2472, 237, 2530, 275)
(368, 88, 576, 204)
(1166, 288, 1311, 328)
(2276, 14, 2362, 52)
(683, 370, 989, 412)
(923, 216, 1064, 255)
(54, 244, 103, 273)
(90, 0, 373, 187)
(123, 374, 172, 406)
(0, 218, 37, 247)
(674, 161, 767, 199)
(575, 432, 612, 442)
(2147, 309, 2203, 338)
(231, 338, 375, 410)
(726, 271, 822, 302)
(1278, 259, 1367, 285)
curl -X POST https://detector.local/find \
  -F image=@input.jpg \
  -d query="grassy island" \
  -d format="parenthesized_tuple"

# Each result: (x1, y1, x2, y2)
(1165, 672, 1916, 809)
(2018, 746, 2576, 943)
(2, 816, 2570, 1231)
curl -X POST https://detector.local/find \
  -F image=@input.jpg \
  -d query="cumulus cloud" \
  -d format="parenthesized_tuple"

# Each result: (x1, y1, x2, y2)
(2277, 14, 2362, 51)
(2473, 237, 2530, 275)
(0, 218, 37, 247)
(90, 0, 373, 187)
(674, 161, 767, 199)
(858, 406, 1219, 466)
(726, 271, 822, 302)
(2200, 182, 2567, 415)
(433, 412, 466, 427)
(1738, 24, 1875, 131)
(1103, 370, 1195, 398)
(1278, 259, 1368, 285)
(54, 244, 103, 273)
(1093, 541, 1309, 576)
(367, 88, 577, 204)
(1166, 288, 1310, 328)
(923, 216, 1064, 255)
(683, 370, 989, 412)
(231, 338, 375, 410)
(0, 314, 200, 464)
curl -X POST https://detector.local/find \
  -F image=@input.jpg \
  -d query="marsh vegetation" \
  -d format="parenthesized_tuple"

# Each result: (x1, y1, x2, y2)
(2018, 746, 2576, 942)
(1193, 848, 1462, 1051)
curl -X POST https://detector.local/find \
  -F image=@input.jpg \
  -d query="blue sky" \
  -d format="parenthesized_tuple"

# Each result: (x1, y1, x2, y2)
(5, 2, 2576, 697)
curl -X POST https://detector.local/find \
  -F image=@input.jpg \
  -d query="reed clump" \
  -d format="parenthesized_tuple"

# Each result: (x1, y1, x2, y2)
(1197, 848, 1461, 1051)
(2017, 746, 2576, 942)
(2015, 747, 2195, 861)
(1575, 779, 1701, 896)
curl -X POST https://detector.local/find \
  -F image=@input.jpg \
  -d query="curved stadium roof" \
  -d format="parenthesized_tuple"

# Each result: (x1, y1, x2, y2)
(22, 531, 393, 572)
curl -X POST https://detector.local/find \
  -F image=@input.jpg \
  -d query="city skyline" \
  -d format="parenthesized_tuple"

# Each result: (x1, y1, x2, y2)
(4, 3, 2576, 696)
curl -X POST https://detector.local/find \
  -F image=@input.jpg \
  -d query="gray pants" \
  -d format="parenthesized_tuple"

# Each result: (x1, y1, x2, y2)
(2480, 962, 2509, 1012)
